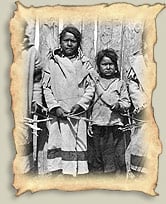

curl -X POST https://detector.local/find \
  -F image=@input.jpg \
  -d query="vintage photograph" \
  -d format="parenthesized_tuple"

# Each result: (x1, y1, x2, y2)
(10, 3, 163, 195)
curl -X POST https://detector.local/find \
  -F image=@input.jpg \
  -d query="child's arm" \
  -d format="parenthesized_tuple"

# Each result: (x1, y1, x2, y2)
(77, 74, 95, 111)
(118, 80, 131, 112)
(42, 61, 60, 112)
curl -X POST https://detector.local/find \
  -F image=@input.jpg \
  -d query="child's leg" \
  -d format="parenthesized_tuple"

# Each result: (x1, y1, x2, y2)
(102, 127, 116, 173)
(113, 126, 127, 173)
(87, 135, 95, 172)
(91, 125, 104, 173)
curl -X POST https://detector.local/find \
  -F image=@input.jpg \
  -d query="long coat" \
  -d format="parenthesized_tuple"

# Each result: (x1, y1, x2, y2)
(125, 53, 149, 175)
(14, 45, 42, 174)
(42, 54, 94, 176)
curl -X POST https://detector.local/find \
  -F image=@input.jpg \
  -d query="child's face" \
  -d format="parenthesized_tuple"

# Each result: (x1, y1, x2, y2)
(99, 56, 116, 77)
(61, 32, 78, 57)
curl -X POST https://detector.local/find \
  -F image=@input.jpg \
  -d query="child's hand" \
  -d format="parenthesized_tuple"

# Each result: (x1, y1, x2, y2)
(70, 104, 84, 114)
(50, 107, 68, 119)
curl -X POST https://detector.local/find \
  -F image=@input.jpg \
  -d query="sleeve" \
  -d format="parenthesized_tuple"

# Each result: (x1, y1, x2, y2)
(77, 74, 95, 111)
(42, 61, 60, 111)
(118, 80, 131, 111)
(127, 79, 147, 111)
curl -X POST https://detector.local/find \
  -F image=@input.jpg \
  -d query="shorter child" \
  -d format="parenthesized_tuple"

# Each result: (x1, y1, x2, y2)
(89, 49, 130, 174)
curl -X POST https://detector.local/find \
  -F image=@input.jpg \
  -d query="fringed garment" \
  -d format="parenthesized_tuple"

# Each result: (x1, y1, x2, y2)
(43, 54, 94, 176)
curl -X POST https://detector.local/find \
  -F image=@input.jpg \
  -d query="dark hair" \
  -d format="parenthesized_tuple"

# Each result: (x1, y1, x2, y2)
(60, 26, 82, 47)
(96, 48, 120, 77)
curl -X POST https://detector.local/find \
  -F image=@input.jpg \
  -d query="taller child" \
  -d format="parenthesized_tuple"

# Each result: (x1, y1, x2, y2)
(42, 26, 94, 176)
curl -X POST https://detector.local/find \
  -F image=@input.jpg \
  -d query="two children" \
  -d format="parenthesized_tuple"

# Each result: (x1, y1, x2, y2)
(89, 49, 131, 174)
(44, 46, 131, 175)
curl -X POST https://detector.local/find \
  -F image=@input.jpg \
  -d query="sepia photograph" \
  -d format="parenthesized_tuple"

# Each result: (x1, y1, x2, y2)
(10, 3, 163, 195)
